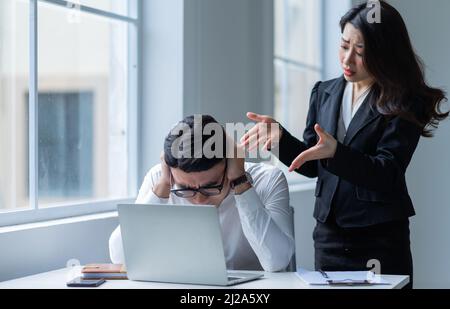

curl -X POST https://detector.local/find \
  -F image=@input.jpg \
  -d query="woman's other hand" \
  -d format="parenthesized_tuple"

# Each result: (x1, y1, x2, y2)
(288, 124, 337, 172)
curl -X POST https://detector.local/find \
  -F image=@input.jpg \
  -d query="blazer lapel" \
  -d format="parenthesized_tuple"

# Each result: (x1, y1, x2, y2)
(322, 76, 346, 138)
(343, 89, 382, 145)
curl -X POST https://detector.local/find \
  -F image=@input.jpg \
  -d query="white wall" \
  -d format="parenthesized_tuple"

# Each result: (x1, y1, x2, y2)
(183, 0, 273, 124)
(139, 0, 185, 180)
(0, 214, 118, 282)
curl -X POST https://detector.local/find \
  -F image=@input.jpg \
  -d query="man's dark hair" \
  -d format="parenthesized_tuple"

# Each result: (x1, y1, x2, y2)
(164, 115, 227, 173)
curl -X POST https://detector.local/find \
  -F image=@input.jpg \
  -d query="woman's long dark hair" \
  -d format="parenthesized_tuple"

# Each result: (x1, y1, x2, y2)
(340, 0, 448, 137)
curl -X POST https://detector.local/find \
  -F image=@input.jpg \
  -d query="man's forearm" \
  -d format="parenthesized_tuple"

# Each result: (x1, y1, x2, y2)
(234, 188, 294, 272)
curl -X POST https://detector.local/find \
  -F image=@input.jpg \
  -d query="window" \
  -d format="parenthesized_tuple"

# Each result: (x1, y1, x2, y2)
(0, 0, 139, 226)
(274, 0, 323, 184)
(36, 91, 94, 199)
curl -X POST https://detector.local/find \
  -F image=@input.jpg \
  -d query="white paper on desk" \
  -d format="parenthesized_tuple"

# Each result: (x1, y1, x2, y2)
(296, 268, 390, 285)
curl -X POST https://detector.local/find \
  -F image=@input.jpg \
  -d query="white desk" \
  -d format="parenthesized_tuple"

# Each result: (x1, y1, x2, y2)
(0, 269, 409, 289)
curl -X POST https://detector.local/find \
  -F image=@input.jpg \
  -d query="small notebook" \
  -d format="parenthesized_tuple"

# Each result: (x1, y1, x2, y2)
(296, 268, 390, 286)
(81, 264, 128, 280)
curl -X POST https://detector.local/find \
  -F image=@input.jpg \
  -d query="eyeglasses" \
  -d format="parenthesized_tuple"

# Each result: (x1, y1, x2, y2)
(169, 161, 227, 198)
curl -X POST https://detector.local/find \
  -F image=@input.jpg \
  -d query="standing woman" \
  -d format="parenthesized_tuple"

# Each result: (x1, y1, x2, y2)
(242, 1, 448, 289)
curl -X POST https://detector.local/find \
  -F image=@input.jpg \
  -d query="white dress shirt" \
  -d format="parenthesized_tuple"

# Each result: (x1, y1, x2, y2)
(337, 81, 372, 142)
(342, 81, 372, 129)
(109, 162, 295, 272)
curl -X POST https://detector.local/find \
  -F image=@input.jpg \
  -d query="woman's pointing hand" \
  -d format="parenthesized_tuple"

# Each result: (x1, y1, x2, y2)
(240, 112, 282, 151)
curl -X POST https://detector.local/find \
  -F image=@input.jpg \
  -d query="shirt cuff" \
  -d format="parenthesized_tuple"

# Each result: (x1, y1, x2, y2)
(233, 187, 263, 217)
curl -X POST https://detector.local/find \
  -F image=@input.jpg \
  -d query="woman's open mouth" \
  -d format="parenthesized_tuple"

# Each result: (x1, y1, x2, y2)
(344, 69, 355, 77)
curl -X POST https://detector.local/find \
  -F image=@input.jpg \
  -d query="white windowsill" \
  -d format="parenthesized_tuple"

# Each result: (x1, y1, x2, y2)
(0, 211, 118, 234)
(0, 198, 133, 228)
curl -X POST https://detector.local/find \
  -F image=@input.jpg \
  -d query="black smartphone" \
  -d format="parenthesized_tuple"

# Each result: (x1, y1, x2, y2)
(66, 277, 106, 288)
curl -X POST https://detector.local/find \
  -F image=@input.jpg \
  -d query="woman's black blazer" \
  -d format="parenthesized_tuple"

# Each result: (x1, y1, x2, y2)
(278, 76, 422, 227)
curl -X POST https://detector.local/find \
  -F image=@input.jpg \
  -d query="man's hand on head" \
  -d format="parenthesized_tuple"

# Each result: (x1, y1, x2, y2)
(159, 151, 171, 184)
(152, 151, 171, 199)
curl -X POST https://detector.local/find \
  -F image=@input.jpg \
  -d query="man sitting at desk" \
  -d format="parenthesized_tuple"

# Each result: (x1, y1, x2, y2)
(109, 115, 294, 272)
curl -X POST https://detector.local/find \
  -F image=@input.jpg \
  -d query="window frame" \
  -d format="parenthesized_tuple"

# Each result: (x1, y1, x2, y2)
(0, 0, 141, 227)
(274, 0, 325, 186)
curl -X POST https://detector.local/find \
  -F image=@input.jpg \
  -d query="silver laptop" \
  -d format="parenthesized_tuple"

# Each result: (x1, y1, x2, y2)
(118, 204, 263, 286)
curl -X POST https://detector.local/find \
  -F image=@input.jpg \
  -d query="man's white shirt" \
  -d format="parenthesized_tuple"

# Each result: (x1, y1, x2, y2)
(109, 162, 295, 272)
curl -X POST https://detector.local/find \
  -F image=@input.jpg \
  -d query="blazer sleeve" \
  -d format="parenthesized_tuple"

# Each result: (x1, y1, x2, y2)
(322, 115, 422, 192)
(277, 81, 322, 178)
